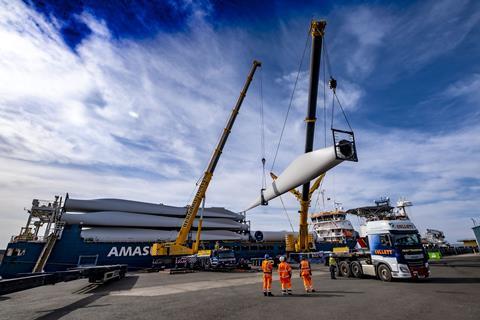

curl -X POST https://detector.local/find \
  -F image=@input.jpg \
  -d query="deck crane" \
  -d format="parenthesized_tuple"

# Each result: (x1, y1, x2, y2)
(151, 60, 262, 257)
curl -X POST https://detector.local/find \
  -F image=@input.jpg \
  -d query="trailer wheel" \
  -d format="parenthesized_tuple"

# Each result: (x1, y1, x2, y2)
(350, 261, 363, 278)
(338, 261, 352, 277)
(377, 264, 392, 282)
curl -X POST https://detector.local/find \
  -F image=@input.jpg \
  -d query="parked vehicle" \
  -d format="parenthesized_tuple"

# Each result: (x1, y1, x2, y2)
(333, 219, 429, 281)
(176, 249, 237, 270)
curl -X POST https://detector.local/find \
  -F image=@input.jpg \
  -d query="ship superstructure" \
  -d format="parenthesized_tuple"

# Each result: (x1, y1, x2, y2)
(424, 229, 448, 247)
(311, 210, 355, 243)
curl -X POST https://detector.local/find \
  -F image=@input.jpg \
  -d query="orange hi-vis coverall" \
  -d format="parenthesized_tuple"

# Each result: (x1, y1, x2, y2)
(278, 261, 292, 294)
(261, 259, 273, 293)
(300, 260, 313, 292)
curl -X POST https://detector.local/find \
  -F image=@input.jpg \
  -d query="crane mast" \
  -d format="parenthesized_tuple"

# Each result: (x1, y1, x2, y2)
(298, 20, 327, 251)
(151, 60, 262, 257)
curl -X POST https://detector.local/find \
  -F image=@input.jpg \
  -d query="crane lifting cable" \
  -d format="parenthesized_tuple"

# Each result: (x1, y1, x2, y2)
(258, 27, 310, 209)
(270, 29, 311, 173)
(258, 67, 268, 205)
(322, 37, 358, 162)
(246, 21, 358, 212)
(245, 20, 359, 254)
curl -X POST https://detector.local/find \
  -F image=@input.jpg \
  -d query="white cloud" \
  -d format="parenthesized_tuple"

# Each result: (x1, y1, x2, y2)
(0, 1, 276, 246)
(338, 6, 392, 78)
(445, 73, 480, 102)
(331, 0, 480, 81)
(0, 0, 478, 248)
(391, 0, 480, 70)
(275, 70, 363, 113)
(128, 111, 139, 119)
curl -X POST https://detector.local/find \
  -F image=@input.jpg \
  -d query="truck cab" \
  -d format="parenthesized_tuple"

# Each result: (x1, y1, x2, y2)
(364, 220, 429, 280)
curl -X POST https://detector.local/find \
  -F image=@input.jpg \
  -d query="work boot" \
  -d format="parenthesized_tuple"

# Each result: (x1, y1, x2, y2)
(287, 290, 293, 295)
(263, 292, 267, 296)
(282, 290, 287, 296)
(311, 289, 316, 292)
(268, 292, 274, 297)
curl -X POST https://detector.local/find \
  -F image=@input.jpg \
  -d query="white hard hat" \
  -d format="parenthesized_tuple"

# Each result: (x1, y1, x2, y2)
(329, 253, 333, 257)
(279, 256, 285, 262)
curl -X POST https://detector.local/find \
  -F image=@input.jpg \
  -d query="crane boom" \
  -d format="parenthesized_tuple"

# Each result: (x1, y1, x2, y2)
(299, 20, 326, 251)
(151, 60, 261, 257)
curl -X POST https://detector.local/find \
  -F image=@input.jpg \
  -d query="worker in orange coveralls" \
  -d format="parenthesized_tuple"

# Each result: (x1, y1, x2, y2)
(261, 254, 274, 296)
(300, 256, 316, 293)
(278, 256, 292, 295)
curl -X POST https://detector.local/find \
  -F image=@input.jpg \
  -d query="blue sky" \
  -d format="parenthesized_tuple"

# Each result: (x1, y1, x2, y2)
(0, 0, 479, 246)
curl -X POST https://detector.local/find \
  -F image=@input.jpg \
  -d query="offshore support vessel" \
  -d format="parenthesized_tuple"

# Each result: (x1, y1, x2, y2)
(311, 209, 357, 251)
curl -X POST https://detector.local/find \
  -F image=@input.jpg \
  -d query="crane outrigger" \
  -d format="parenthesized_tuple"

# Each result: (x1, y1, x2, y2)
(151, 60, 261, 257)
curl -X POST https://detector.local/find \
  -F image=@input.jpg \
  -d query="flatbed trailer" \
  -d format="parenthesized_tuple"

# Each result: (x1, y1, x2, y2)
(0, 264, 127, 295)
(332, 249, 429, 281)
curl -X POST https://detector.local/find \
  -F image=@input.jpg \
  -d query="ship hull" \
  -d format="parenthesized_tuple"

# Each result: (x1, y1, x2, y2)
(0, 225, 154, 278)
(0, 224, 285, 278)
(314, 239, 357, 252)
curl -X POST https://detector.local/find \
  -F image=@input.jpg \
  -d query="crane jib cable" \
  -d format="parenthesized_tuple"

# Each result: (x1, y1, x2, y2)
(279, 194, 295, 233)
(258, 67, 268, 206)
(270, 29, 311, 173)
(322, 38, 353, 132)
(259, 67, 267, 190)
(322, 38, 327, 147)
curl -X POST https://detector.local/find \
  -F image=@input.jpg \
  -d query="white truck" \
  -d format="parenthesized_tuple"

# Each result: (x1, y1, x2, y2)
(333, 201, 430, 281)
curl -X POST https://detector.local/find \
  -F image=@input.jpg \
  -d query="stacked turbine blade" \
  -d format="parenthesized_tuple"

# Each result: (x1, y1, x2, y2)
(62, 198, 247, 242)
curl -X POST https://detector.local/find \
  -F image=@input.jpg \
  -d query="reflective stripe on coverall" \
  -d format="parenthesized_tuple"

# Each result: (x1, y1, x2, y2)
(261, 259, 273, 292)
(278, 261, 292, 292)
(300, 260, 313, 291)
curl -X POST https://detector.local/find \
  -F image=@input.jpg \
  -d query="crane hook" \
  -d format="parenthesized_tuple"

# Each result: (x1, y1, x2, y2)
(329, 77, 337, 93)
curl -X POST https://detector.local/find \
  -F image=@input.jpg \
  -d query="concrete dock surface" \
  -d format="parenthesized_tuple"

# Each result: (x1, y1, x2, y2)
(1, 254, 479, 320)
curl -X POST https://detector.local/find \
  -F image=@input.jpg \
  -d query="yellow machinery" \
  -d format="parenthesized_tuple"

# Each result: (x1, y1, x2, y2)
(270, 172, 325, 252)
(151, 60, 261, 257)
(266, 20, 327, 253)
(298, 20, 326, 252)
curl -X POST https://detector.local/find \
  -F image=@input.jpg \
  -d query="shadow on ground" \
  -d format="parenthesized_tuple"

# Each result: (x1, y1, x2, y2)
(272, 293, 343, 298)
(426, 277, 480, 284)
(35, 294, 108, 320)
(268, 290, 364, 298)
(34, 275, 139, 320)
(70, 275, 139, 294)
(88, 275, 139, 294)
